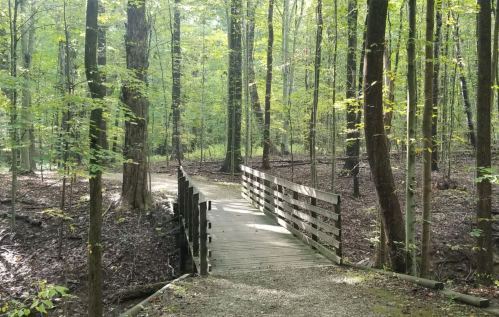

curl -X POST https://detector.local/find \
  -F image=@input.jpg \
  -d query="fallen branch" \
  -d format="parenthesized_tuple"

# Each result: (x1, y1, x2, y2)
(0, 213, 42, 226)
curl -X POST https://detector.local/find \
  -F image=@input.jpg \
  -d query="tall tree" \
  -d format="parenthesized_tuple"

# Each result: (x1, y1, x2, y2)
(476, 0, 493, 282)
(420, 0, 434, 279)
(431, 3, 443, 171)
(453, 16, 476, 148)
(262, 0, 274, 170)
(281, 0, 291, 155)
(309, 0, 323, 188)
(220, 0, 243, 172)
(85, 0, 106, 315)
(171, 0, 183, 162)
(20, 0, 35, 172)
(405, 0, 417, 276)
(363, 0, 406, 272)
(344, 0, 360, 197)
(122, 0, 150, 210)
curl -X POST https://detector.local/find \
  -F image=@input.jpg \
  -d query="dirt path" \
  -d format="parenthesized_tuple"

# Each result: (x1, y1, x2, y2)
(136, 266, 482, 317)
(103, 172, 241, 201)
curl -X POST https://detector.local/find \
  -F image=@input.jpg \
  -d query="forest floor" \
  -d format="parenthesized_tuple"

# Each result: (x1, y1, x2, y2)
(0, 171, 179, 316)
(1, 151, 498, 316)
(148, 152, 499, 302)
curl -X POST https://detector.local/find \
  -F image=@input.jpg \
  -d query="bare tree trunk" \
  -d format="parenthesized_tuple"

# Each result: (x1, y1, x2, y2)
(453, 17, 477, 149)
(363, 0, 406, 272)
(309, 0, 323, 188)
(262, 0, 274, 170)
(85, 0, 106, 315)
(476, 0, 493, 283)
(431, 4, 443, 171)
(171, 0, 183, 162)
(8, 0, 20, 231)
(344, 0, 360, 198)
(420, 0, 434, 279)
(122, 0, 150, 211)
(20, 0, 35, 172)
(405, 0, 417, 276)
(330, 0, 338, 192)
(220, 0, 243, 173)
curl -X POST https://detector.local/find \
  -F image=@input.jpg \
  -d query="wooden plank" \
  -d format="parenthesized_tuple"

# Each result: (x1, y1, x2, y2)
(242, 174, 339, 221)
(240, 165, 340, 205)
(273, 199, 340, 236)
(249, 200, 342, 264)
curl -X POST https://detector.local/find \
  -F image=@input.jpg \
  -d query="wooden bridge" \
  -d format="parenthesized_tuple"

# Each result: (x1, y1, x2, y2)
(176, 165, 342, 275)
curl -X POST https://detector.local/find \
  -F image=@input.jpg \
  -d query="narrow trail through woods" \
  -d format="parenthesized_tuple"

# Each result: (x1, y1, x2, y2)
(103, 171, 482, 316)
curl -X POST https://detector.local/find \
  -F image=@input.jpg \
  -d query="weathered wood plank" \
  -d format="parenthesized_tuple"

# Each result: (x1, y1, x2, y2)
(241, 165, 340, 205)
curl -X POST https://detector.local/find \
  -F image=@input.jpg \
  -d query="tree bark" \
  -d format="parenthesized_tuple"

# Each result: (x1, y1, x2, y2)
(309, 0, 323, 188)
(431, 5, 443, 171)
(453, 18, 476, 149)
(122, 0, 150, 211)
(344, 0, 359, 189)
(85, 0, 106, 315)
(20, 0, 35, 172)
(476, 0, 493, 282)
(405, 0, 417, 276)
(363, 0, 406, 272)
(171, 0, 183, 162)
(420, 0, 434, 279)
(220, 0, 243, 172)
(262, 0, 274, 170)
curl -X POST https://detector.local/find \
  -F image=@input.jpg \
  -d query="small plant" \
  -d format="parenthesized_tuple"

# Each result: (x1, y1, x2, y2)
(1, 281, 72, 316)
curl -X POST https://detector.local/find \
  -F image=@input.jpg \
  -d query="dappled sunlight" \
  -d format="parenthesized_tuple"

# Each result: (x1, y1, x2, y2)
(248, 224, 291, 234)
(328, 275, 364, 285)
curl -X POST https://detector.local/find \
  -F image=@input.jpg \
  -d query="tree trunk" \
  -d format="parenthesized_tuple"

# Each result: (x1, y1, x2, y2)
(246, 1, 264, 129)
(171, 0, 183, 162)
(281, 0, 291, 155)
(363, 0, 406, 272)
(405, 0, 417, 276)
(309, 0, 323, 188)
(330, 0, 338, 192)
(20, 0, 35, 173)
(220, 0, 243, 173)
(476, 0, 493, 282)
(420, 0, 434, 279)
(98, 3, 108, 152)
(262, 0, 274, 170)
(85, 0, 106, 315)
(122, 0, 150, 211)
(344, 0, 359, 186)
(453, 18, 476, 149)
(431, 5, 443, 172)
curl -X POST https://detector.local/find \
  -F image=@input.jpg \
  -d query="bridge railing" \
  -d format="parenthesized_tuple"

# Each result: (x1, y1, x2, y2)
(177, 166, 212, 275)
(240, 165, 342, 264)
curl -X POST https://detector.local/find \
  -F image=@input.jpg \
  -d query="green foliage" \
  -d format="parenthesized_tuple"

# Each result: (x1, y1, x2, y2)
(1, 281, 72, 317)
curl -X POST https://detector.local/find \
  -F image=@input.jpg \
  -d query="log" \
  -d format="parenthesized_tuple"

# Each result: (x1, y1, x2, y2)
(0, 213, 42, 226)
(113, 282, 168, 303)
(440, 289, 489, 308)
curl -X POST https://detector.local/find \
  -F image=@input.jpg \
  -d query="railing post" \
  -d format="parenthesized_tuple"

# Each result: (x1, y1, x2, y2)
(199, 201, 208, 276)
(178, 175, 186, 219)
(292, 190, 300, 230)
(276, 185, 284, 219)
(192, 193, 199, 256)
(310, 197, 318, 242)
(335, 203, 342, 263)
(184, 181, 190, 230)
(188, 186, 194, 242)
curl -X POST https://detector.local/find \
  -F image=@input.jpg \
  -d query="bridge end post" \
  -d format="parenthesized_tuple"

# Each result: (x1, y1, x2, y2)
(199, 201, 208, 276)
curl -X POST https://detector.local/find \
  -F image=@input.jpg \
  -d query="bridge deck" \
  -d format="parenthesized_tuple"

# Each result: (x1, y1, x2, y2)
(207, 198, 332, 272)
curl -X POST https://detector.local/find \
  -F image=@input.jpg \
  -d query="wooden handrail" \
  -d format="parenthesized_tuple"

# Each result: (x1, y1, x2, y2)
(178, 166, 212, 275)
(240, 165, 342, 264)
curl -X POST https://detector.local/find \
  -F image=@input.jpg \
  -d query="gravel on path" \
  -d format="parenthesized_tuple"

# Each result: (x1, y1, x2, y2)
(134, 266, 483, 317)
